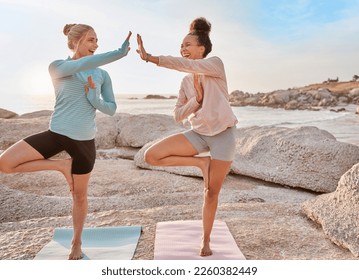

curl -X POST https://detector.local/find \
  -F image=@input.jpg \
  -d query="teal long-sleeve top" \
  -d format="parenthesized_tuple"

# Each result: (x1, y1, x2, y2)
(48, 40, 129, 140)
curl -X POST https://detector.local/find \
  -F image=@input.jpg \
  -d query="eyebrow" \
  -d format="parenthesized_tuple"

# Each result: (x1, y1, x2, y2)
(87, 36, 98, 42)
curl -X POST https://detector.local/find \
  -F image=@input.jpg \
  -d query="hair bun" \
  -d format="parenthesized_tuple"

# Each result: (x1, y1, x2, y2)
(63, 24, 77, 36)
(190, 17, 211, 35)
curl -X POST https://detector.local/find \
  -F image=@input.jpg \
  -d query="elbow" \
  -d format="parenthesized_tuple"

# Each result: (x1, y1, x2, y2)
(106, 104, 117, 116)
(109, 106, 117, 116)
(173, 113, 182, 123)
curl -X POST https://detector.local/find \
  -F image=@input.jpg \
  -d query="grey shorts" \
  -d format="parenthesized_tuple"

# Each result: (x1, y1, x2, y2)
(183, 126, 236, 161)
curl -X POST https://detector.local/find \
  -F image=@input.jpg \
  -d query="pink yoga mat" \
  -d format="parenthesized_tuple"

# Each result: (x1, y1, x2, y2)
(154, 220, 246, 260)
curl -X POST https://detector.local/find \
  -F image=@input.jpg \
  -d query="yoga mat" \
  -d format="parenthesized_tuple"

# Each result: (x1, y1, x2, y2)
(154, 220, 246, 260)
(34, 226, 141, 260)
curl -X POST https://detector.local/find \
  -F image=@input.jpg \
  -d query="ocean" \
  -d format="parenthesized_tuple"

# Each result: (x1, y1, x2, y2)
(2, 94, 358, 146)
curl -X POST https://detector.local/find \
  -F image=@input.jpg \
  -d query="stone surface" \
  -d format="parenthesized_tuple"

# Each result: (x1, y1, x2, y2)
(1, 155, 357, 260)
(0, 108, 17, 119)
(231, 126, 359, 193)
(303, 163, 359, 257)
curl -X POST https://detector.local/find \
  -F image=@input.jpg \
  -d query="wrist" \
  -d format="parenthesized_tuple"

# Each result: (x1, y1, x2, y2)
(145, 53, 151, 63)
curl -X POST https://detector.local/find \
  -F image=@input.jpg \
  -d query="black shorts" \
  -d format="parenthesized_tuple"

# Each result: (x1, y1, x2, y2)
(23, 130, 96, 174)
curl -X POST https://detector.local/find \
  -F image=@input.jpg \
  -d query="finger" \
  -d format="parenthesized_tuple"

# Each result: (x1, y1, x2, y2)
(126, 31, 132, 41)
(137, 34, 143, 45)
(88, 75, 93, 85)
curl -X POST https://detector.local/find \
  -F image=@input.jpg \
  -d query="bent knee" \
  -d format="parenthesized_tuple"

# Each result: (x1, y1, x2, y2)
(0, 157, 13, 173)
(144, 149, 159, 165)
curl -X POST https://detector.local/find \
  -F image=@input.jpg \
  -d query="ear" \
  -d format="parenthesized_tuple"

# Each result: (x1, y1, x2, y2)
(199, 45, 205, 57)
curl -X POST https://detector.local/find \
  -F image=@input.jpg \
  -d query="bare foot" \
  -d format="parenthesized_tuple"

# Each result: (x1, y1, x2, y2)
(198, 156, 211, 189)
(68, 242, 83, 260)
(199, 238, 213, 257)
(59, 159, 73, 191)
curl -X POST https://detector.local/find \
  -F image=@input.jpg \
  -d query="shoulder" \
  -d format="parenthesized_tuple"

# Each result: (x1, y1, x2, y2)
(206, 56, 224, 65)
(97, 68, 110, 78)
(48, 58, 69, 71)
(49, 59, 65, 67)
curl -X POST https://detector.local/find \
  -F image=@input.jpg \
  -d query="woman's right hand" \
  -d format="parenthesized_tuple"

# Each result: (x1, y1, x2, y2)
(136, 34, 147, 61)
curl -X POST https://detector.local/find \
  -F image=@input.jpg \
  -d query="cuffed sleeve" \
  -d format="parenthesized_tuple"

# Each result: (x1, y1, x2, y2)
(86, 74, 117, 116)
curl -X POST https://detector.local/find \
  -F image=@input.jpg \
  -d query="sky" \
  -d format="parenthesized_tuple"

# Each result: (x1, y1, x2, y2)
(1, 0, 359, 100)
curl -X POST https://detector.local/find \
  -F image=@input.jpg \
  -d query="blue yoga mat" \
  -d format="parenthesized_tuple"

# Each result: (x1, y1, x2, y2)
(34, 226, 142, 260)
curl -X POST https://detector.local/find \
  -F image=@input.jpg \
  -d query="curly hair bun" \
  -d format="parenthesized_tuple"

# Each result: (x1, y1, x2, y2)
(63, 24, 77, 36)
(190, 17, 211, 35)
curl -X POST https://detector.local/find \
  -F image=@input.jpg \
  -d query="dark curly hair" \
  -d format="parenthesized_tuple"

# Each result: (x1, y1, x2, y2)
(189, 17, 212, 58)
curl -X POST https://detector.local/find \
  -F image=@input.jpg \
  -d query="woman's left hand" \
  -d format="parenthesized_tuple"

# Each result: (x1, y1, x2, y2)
(84, 75, 96, 96)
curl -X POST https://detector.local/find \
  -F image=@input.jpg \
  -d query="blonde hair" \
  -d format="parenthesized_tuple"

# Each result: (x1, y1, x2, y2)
(63, 24, 94, 50)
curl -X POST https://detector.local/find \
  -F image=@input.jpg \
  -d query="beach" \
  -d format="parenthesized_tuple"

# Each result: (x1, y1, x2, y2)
(1, 87, 359, 260)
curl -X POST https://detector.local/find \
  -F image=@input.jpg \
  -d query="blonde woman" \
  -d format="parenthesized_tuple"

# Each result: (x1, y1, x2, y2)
(137, 18, 237, 256)
(0, 24, 131, 259)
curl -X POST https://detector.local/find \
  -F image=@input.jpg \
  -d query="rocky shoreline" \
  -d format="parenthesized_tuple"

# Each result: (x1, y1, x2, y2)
(229, 81, 359, 111)
(1, 108, 359, 260)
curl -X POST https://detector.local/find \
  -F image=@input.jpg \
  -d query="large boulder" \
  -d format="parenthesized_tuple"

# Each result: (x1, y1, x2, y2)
(95, 113, 186, 149)
(0, 117, 50, 149)
(302, 163, 359, 257)
(0, 108, 18, 119)
(95, 114, 121, 149)
(231, 126, 359, 192)
(115, 113, 184, 148)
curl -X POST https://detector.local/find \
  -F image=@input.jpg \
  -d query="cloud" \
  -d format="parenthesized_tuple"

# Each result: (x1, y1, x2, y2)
(0, 0, 359, 97)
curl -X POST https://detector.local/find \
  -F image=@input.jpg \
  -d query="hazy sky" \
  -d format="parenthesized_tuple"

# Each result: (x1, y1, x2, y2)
(1, 0, 359, 98)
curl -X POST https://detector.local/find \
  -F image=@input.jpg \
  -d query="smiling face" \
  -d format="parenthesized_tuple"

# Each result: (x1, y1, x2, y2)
(73, 29, 98, 59)
(180, 34, 205, 59)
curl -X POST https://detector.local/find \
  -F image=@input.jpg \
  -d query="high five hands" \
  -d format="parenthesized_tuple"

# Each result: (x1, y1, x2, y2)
(136, 34, 147, 61)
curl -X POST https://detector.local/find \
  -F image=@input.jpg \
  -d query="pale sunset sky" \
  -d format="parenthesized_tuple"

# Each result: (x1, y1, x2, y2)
(1, 0, 359, 100)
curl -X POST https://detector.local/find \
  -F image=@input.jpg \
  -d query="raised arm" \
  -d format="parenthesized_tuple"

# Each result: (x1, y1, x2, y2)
(136, 34, 223, 78)
(50, 32, 132, 79)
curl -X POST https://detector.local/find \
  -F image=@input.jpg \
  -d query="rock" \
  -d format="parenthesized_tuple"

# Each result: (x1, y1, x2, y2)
(143, 94, 176, 99)
(134, 125, 359, 193)
(270, 90, 292, 104)
(231, 126, 359, 193)
(0, 117, 50, 149)
(349, 88, 359, 99)
(1, 156, 357, 260)
(18, 110, 53, 119)
(95, 114, 121, 149)
(115, 113, 185, 148)
(97, 147, 139, 160)
(302, 163, 359, 257)
(0, 108, 17, 119)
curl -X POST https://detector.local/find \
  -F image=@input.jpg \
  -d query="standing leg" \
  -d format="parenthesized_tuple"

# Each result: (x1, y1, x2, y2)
(200, 159, 232, 256)
(68, 173, 91, 260)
